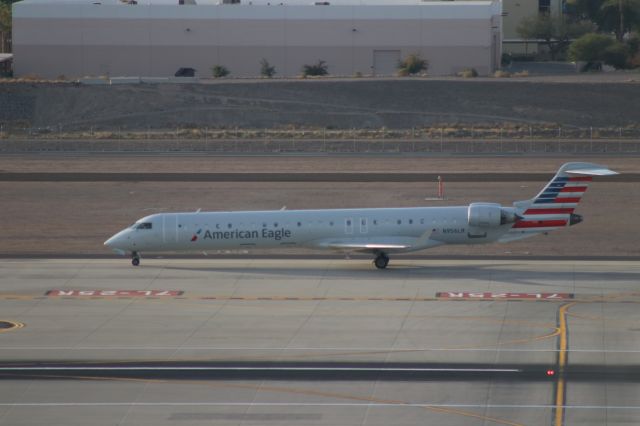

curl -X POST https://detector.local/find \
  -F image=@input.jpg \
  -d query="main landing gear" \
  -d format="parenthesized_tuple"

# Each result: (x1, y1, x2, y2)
(131, 251, 140, 267)
(374, 252, 390, 270)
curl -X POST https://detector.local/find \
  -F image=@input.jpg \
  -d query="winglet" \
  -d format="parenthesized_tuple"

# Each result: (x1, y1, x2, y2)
(558, 162, 617, 176)
(565, 167, 618, 176)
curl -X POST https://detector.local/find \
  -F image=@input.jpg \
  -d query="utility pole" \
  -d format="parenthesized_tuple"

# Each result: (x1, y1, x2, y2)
(619, 0, 624, 41)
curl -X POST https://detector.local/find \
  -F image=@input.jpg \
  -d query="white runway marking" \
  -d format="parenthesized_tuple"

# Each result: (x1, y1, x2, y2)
(1, 346, 639, 353)
(0, 402, 639, 410)
(0, 367, 521, 372)
(0, 346, 640, 352)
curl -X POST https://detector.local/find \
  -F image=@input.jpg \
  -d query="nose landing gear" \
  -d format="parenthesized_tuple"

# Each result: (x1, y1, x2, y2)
(373, 252, 389, 269)
(131, 252, 141, 266)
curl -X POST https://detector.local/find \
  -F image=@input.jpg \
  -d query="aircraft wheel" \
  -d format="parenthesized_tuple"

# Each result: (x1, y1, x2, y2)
(374, 253, 389, 269)
(131, 252, 140, 267)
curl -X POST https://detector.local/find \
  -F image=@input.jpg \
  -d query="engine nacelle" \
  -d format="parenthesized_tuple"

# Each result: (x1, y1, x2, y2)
(468, 203, 520, 228)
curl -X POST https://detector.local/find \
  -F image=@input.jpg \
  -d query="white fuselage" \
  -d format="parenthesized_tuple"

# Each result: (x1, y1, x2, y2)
(103, 162, 616, 268)
(105, 206, 512, 254)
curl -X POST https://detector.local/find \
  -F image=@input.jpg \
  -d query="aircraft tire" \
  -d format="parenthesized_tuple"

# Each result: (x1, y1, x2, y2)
(374, 254, 389, 269)
(132, 258, 140, 266)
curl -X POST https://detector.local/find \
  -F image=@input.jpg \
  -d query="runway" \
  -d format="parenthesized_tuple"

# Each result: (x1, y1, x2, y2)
(0, 172, 637, 182)
(1, 258, 639, 425)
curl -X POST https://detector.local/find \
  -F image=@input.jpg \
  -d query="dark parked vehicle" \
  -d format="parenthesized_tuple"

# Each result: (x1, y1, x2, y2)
(174, 67, 196, 77)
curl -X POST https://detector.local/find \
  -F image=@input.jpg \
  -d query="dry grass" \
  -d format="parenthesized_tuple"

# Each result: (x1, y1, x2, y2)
(493, 70, 512, 78)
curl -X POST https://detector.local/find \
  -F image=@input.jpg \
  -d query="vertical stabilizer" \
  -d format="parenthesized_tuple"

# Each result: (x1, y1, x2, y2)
(500, 162, 617, 242)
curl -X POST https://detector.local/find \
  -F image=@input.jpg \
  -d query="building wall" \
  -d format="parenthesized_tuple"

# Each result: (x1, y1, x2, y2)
(13, 1, 502, 78)
(501, 0, 539, 54)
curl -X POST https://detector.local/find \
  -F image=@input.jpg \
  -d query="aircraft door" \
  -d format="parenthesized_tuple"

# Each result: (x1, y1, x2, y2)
(344, 218, 353, 234)
(359, 217, 368, 234)
(163, 214, 178, 244)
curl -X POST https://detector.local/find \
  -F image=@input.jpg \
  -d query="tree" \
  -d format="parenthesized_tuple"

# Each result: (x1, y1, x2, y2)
(0, 2, 11, 53)
(570, 0, 640, 40)
(210, 65, 229, 78)
(259, 58, 276, 78)
(397, 53, 428, 76)
(599, 0, 640, 41)
(517, 15, 595, 60)
(301, 60, 328, 77)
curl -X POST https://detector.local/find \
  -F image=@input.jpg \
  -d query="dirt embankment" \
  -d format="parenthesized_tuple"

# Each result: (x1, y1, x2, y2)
(1, 79, 639, 131)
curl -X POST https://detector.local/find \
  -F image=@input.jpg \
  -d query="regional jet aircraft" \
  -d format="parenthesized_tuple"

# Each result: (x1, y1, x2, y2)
(104, 162, 616, 269)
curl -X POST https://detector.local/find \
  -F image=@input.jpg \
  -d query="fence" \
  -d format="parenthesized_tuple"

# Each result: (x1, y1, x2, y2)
(1, 126, 640, 154)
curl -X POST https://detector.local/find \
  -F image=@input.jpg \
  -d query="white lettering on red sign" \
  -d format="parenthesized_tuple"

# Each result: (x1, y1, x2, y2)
(46, 290, 183, 297)
(436, 292, 573, 300)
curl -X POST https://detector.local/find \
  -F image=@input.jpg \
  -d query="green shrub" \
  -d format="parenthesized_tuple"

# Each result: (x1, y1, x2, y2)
(397, 53, 428, 76)
(569, 33, 633, 70)
(211, 65, 229, 78)
(603, 43, 630, 69)
(568, 33, 615, 62)
(259, 58, 276, 78)
(301, 60, 328, 77)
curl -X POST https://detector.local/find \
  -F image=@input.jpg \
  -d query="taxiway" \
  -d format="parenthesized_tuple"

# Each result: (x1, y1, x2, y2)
(0, 258, 639, 425)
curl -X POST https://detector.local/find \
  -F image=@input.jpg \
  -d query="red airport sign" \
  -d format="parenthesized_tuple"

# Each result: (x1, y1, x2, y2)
(436, 292, 574, 300)
(46, 290, 184, 297)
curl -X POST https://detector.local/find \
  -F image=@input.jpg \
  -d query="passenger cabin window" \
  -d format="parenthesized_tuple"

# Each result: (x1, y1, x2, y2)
(136, 223, 152, 230)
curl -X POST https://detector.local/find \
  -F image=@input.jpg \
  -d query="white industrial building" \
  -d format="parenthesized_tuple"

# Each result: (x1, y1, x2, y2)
(12, 0, 502, 78)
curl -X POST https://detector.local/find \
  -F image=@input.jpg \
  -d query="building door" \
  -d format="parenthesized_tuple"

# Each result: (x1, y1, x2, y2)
(373, 50, 401, 76)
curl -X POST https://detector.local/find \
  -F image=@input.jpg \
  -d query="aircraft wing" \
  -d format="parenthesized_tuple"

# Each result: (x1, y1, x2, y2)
(311, 231, 443, 253)
(324, 242, 411, 251)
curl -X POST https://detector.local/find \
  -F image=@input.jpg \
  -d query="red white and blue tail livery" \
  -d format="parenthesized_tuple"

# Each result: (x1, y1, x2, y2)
(501, 162, 617, 242)
(105, 162, 617, 269)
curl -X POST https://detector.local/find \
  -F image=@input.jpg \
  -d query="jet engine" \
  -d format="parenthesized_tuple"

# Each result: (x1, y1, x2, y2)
(468, 203, 520, 228)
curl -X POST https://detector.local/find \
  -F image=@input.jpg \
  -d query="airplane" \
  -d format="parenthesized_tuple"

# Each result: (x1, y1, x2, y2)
(104, 162, 617, 269)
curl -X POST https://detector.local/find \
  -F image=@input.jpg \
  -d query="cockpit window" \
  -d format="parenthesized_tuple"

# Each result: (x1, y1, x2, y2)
(135, 222, 152, 230)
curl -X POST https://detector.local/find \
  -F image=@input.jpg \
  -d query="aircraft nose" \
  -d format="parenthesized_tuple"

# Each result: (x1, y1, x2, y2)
(104, 234, 119, 247)
(104, 230, 127, 248)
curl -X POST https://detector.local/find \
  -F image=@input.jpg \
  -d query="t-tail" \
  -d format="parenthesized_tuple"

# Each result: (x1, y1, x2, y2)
(500, 162, 617, 242)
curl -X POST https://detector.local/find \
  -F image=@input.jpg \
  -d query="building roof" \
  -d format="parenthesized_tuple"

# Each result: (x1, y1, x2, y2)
(14, 0, 501, 21)
(16, 0, 495, 6)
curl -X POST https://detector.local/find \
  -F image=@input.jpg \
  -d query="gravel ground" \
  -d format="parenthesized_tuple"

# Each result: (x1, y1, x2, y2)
(1, 78, 640, 131)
